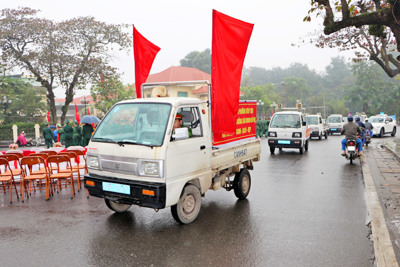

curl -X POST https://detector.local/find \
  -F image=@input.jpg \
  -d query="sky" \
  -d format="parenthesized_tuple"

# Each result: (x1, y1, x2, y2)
(6, 0, 355, 96)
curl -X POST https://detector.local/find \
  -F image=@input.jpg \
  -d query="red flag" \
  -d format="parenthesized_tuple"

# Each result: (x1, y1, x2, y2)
(211, 10, 254, 135)
(133, 25, 160, 98)
(74, 102, 80, 124)
(47, 111, 51, 125)
(56, 125, 60, 142)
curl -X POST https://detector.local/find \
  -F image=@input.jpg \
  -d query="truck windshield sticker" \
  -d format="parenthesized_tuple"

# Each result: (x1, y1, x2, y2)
(92, 103, 171, 147)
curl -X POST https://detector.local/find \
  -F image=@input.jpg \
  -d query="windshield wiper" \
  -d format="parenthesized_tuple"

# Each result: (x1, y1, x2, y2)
(118, 140, 155, 148)
(92, 137, 118, 143)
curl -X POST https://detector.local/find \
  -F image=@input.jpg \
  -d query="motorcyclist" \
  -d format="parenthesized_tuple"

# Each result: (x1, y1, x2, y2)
(364, 118, 374, 137)
(341, 115, 363, 156)
(355, 116, 366, 144)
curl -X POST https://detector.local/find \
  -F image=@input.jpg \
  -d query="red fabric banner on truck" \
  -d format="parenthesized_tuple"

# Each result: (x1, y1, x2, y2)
(213, 101, 257, 146)
(211, 10, 254, 135)
(133, 26, 161, 99)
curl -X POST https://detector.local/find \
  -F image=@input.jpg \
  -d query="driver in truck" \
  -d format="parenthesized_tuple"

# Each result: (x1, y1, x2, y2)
(173, 113, 183, 130)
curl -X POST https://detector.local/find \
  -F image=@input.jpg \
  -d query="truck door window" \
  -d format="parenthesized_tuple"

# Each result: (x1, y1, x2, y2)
(175, 107, 203, 138)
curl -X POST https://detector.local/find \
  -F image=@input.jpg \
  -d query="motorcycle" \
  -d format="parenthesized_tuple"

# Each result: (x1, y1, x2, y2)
(345, 139, 359, 164)
(365, 130, 371, 147)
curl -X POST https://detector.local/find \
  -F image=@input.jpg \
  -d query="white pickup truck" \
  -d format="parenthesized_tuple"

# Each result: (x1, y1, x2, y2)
(84, 81, 261, 224)
(305, 114, 328, 140)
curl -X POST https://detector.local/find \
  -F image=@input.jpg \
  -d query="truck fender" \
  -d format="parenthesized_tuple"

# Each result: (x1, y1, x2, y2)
(166, 178, 202, 207)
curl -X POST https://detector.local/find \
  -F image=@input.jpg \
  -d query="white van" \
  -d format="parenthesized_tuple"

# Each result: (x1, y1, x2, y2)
(326, 114, 344, 135)
(305, 114, 328, 140)
(267, 111, 311, 154)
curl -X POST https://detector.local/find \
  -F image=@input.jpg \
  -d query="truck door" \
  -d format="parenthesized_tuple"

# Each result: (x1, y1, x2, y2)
(166, 106, 211, 182)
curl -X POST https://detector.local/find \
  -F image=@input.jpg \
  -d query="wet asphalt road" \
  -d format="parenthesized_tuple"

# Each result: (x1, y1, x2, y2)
(0, 136, 374, 266)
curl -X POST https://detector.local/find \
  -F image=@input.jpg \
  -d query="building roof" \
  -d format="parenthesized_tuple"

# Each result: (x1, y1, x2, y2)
(145, 66, 211, 83)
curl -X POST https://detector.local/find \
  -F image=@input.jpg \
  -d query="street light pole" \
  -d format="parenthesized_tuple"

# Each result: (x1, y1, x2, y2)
(81, 96, 90, 116)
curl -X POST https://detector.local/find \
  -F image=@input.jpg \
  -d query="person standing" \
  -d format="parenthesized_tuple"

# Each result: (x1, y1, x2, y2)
(43, 122, 53, 148)
(73, 121, 82, 146)
(63, 119, 73, 148)
(81, 123, 93, 146)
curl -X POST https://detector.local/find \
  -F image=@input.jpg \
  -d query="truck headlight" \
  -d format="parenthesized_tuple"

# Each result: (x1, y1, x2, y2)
(87, 155, 99, 169)
(268, 132, 277, 137)
(292, 132, 302, 138)
(138, 160, 164, 178)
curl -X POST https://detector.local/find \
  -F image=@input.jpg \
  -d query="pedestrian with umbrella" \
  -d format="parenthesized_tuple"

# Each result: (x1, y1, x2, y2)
(81, 123, 93, 147)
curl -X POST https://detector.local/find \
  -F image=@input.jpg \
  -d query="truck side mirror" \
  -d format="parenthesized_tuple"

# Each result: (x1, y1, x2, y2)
(302, 121, 306, 126)
(172, 127, 189, 141)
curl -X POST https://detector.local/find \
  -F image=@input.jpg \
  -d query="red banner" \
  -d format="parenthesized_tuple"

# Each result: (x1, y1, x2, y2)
(213, 102, 257, 146)
(211, 10, 254, 135)
(74, 102, 80, 124)
(133, 26, 161, 99)
(47, 111, 51, 125)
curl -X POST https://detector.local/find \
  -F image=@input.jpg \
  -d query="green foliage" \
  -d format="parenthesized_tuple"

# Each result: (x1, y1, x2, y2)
(368, 24, 386, 38)
(180, 49, 211, 74)
(90, 75, 135, 114)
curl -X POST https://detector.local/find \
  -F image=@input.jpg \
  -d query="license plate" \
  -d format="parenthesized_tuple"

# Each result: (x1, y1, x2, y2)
(331, 128, 336, 131)
(348, 146, 356, 151)
(278, 140, 291, 145)
(102, 182, 130, 195)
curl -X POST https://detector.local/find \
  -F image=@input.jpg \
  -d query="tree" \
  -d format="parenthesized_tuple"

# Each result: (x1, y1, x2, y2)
(240, 84, 279, 117)
(180, 49, 211, 74)
(90, 75, 135, 115)
(345, 61, 389, 114)
(0, 76, 45, 123)
(0, 7, 131, 124)
(306, 0, 400, 77)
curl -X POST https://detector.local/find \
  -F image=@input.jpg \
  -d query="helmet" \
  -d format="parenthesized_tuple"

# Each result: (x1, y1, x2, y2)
(347, 115, 353, 122)
(355, 117, 360, 121)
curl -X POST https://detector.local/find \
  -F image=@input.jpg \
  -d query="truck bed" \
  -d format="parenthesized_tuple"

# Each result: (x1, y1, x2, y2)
(211, 138, 261, 173)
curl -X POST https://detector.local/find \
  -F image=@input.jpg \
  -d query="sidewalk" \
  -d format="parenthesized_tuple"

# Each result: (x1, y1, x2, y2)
(364, 141, 400, 266)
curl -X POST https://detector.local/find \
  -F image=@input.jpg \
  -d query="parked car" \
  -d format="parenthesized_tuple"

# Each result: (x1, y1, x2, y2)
(369, 115, 397, 137)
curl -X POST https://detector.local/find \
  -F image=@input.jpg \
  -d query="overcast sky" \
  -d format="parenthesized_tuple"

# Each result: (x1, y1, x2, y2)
(7, 0, 354, 91)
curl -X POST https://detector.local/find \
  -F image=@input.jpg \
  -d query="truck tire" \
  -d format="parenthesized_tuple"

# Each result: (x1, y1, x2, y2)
(233, 169, 251, 199)
(324, 131, 328, 139)
(105, 199, 132, 213)
(299, 145, 304, 154)
(318, 133, 322, 140)
(380, 128, 384, 138)
(270, 146, 275, 154)
(392, 127, 396, 137)
(171, 184, 201, 224)
(305, 140, 309, 151)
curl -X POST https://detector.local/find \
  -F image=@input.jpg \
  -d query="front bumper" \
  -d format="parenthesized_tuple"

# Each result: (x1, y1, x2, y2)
(268, 138, 303, 148)
(84, 174, 166, 209)
(310, 131, 320, 137)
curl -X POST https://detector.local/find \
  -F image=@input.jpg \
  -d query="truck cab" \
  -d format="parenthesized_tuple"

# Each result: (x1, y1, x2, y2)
(305, 114, 328, 140)
(267, 111, 310, 154)
(327, 114, 344, 135)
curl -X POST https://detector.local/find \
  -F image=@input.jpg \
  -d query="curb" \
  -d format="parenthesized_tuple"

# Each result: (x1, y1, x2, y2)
(363, 147, 398, 266)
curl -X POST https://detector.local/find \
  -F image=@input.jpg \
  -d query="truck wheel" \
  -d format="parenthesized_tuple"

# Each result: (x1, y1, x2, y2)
(105, 199, 132, 213)
(380, 128, 384, 138)
(318, 133, 322, 140)
(270, 146, 275, 154)
(305, 140, 309, 151)
(324, 132, 328, 139)
(299, 145, 304, 154)
(233, 169, 251, 199)
(392, 127, 396, 137)
(171, 184, 201, 224)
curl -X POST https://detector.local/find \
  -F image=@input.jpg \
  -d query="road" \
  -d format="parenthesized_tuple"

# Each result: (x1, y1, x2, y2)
(0, 135, 375, 266)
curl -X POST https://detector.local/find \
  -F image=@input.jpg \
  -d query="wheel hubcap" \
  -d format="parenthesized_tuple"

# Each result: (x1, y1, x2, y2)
(182, 194, 195, 214)
(242, 176, 250, 193)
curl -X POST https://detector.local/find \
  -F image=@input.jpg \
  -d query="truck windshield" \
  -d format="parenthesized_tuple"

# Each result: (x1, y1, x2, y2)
(92, 103, 171, 147)
(270, 114, 301, 128)
(305, 117, 318, 125)
(327, 116, 341, 123)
